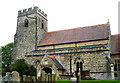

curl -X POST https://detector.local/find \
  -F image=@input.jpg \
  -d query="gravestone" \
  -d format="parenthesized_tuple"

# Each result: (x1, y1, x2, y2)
(28, 76, 32, 81)
(32, 76, 36, 82)
(52, 74, 56, 81)
(11, 71, 20, 82)
(2, 76, 6, 82)
(70, 77, 77, 83)
(22, 75, 27, 81)
(4, 72, 11, 83)
(0, 75, 2, 83)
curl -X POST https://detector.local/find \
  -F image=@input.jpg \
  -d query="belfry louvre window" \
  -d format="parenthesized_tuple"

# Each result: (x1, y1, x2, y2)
(24, 19, 29, 27)
(42, 20, 44, 29)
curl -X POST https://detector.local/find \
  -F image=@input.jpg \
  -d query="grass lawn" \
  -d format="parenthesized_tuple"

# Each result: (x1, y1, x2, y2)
(56, 80, 70, 83)
(56, 80, 120, 83)
(81, 80, 120, 83)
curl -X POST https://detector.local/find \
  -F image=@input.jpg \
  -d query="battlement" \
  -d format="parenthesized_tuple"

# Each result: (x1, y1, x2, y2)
(18, 6, 47, 18)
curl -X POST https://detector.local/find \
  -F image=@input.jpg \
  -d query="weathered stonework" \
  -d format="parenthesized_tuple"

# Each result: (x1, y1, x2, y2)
(25, 39, 111, 79)
(13, 6, 112, 80)
(13, 6, 48, 61)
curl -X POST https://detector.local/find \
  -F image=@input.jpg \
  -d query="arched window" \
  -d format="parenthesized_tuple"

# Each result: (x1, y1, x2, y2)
(114, 73, 117, 77)
(41, 20, 44, 29)
(24, 19, 29, 27)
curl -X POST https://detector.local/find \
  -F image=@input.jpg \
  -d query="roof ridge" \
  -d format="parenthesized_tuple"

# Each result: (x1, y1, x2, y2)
(46, 23, 109, 34)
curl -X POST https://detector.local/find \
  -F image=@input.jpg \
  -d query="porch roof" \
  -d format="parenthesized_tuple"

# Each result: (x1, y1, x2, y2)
(48, 55, 66, 70)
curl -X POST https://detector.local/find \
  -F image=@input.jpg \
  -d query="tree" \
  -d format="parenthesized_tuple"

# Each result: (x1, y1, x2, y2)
(1, 42, 13, 76)
(10, 59, 36, 76)
(0, 47, 2, 75)
(1, 42, 36, 76)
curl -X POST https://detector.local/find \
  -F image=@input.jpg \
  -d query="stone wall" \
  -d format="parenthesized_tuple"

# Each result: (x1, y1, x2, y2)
(25, 39, 111, 79)
(54, 51, 110, 79)
(13, 6, 48, 61)
(111, 55, 120, 79)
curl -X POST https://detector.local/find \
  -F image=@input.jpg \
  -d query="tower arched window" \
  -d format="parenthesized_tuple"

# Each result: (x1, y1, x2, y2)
(24, 19, 29, 27)
(41, 20, 44, 29)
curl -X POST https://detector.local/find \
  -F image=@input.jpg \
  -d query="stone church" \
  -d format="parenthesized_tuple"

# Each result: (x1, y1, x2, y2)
(12, 6, 116, 80)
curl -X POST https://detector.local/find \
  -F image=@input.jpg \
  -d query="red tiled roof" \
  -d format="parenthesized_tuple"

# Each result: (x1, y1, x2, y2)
(111, 34, 120, 54)
(48, 55, 65, 70)
(39, 23, 110, 46)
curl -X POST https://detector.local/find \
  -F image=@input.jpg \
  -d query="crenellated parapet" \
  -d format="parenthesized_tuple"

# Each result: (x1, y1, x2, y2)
(18, 6, 47, 18)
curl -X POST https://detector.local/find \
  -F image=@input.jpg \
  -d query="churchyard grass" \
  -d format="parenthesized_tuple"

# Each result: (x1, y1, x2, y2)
(56, 80, 120, 83)
(80, 80, 120, 83)
(56, 80, 70, 83)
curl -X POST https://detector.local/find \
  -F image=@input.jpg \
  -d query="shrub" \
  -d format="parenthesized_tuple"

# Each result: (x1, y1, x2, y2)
(10, 59, 36, 76)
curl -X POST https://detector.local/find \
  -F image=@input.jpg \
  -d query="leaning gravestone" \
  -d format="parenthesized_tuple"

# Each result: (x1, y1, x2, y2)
(11, 71, 20, 82)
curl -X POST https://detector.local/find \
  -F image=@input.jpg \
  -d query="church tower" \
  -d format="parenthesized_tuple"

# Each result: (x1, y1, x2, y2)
(13, 6, 47, 60)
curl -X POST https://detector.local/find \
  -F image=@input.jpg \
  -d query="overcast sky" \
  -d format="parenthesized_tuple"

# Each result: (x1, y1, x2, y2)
(0, 0, 119, 46)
